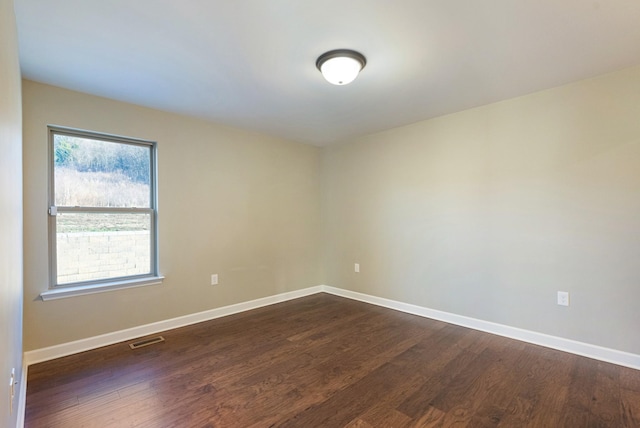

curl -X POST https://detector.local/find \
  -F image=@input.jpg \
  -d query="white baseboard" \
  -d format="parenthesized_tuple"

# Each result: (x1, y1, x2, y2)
(322, 285, 640, 371)
(19, 284, 640, 426)
(23, 283, 640, 372)
(23, 285, 323, 366)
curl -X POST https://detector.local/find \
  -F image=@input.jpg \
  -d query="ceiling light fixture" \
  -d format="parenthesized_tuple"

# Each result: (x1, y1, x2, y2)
(316, 49, 366, 85)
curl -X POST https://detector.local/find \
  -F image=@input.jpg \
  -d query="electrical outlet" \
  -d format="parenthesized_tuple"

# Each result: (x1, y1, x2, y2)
(210, 274, 218, 285)
(354, 263, 360, 273)
(557, 291, 569, 306)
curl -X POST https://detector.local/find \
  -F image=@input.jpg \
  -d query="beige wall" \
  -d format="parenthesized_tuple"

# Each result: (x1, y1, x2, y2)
(23, 81, 321, 351)
(1, 0, 24, 425)
(322, 65, 640, 354)
(22, 63, 640, 358)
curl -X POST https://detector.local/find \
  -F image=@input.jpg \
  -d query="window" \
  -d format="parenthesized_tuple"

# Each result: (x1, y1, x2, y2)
(43, 126, 161, 300)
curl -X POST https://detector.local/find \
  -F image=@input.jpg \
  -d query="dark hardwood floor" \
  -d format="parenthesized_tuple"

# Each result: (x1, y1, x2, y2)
(25, 293, 640, 427)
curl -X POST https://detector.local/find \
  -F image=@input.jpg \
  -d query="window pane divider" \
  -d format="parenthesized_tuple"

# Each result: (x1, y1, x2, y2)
(55, 206, 153, 214)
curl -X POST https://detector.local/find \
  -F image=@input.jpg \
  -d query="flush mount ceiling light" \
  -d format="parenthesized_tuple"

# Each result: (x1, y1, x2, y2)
(316, 49, 367, 85)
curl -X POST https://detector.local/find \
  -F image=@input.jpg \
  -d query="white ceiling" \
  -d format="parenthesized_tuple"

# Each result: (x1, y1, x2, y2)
(14, 0, 640, 145)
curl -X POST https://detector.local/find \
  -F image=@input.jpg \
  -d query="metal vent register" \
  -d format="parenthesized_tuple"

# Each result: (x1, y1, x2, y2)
(129, 336, 165, 349)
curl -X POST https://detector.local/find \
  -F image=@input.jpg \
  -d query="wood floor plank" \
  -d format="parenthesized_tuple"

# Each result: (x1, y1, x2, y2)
(411, 406, 447, 427)
(500, 347, 574, 427)
(428, 347, 497, 413)
(621, 387, 640, 427)
(621, 365, 640, 393)
(462, 344, 534, 427)
(589, 361, 623, 427)
(565, 355, 598, 412)
(357, 406, 413, 428)
(25, 293, 640, 428)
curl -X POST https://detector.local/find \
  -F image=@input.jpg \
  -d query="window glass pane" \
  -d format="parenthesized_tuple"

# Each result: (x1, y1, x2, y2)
(56, 212, 151, 285)
(54, 134, 150, 208)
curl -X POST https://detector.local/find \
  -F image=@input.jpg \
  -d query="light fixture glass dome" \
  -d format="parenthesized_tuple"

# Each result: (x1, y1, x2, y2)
(316, 49, 366, 85)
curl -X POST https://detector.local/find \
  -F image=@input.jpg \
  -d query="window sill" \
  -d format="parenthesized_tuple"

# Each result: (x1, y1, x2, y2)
(40, 276, 165, 301)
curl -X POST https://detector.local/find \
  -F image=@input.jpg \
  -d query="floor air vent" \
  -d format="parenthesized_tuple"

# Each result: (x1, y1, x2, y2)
(129, 336, 165, 349)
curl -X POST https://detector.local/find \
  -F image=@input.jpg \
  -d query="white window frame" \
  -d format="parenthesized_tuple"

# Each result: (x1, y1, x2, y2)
(41, 126, 163, 301)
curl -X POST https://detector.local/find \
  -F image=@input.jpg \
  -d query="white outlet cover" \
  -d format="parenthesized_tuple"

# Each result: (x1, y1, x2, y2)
(354, 263, 360, 273)
(211, 274, 218, 285)
(557, 291, 569, 306)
